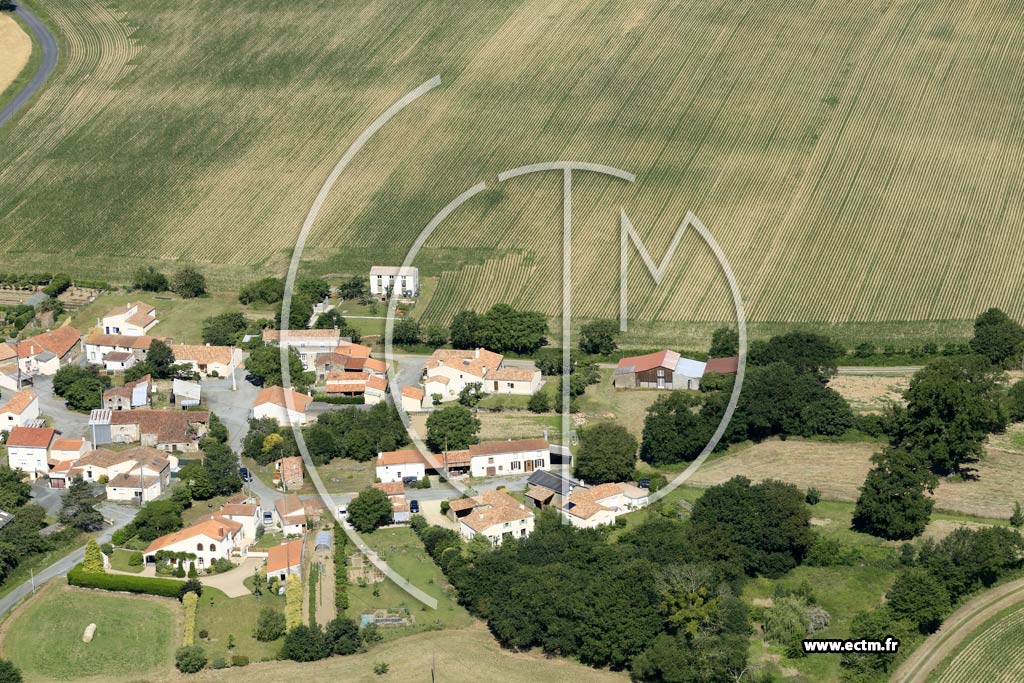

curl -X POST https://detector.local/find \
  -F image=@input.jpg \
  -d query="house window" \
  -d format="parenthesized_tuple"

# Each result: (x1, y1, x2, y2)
(487, 457, 494, 464)
(511, 461, 521, 470)
(657, 369, 665, 377)
(197, 543, 204, 551)
(209, 544, 216, 552)
(507, 383, 514, 389)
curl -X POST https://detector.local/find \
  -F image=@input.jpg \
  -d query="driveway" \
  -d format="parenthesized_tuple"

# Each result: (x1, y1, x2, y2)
(0, 2, 58, 128)
(29, 478, 64, 516)
(0, 502, 137, 618)
(197, 556, 262, 598)
(31, 375, 91, 440)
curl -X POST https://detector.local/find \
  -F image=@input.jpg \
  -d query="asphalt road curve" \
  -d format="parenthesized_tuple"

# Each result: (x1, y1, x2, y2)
(0, 2, 58, 127)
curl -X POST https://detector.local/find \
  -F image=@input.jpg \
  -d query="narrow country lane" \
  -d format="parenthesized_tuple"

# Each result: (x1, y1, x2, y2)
(0, 1, 58, 127)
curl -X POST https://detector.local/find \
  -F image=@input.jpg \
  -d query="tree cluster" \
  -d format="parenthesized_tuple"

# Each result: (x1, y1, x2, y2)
(448, 304, 548, 354)
(244, 346, 313, 391)
(280, 616, 363, 661)
(52, 364, 111, 412)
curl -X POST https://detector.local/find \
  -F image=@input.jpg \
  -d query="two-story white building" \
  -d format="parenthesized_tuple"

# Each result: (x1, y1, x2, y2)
(369, 266, 419, 298)
(443, 438, 550, 478)
(99, 301, 157, 336)
(273, 493, 311, 536)
(144, 515, 243, 569)
(421, 348, 541, 403)
(83, 333, 154, 367)
(6, 426, 55, 479)
(0, 389, 39, 432)
(262, 329, 341, 371)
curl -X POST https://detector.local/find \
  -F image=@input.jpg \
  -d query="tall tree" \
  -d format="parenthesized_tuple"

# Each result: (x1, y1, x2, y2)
(347, 487, 393, 533)
(852, 447, 936, 540)
(132, 266, 168, 292)
(201, 441, 242, 495)
(709, 326, 739, 357)
(574, 421, 638, 484)
(886, 568, 950, 633)
(59, 477, 104, 531)
(449, 310, 480, 349)
(201, 311, 248, 346)
(640, 392, 708, 466)
(170, 267, 207, 298)
(749, 331, 842, 381)
(969, 307, 1024, 366)
(425, 405, 480, 452)
(0, 466, 31, 511)
(578, 319, 619, 356)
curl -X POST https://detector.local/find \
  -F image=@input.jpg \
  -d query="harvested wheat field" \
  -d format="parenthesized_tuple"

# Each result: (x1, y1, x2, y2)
(688, 439, 878, 502)
(828, 374, 909, 413)
(688, 427, 1024, 520)
(2, 0, 1024, 345)
(0, 14, 31, 96)
(152, 626, 628, 683)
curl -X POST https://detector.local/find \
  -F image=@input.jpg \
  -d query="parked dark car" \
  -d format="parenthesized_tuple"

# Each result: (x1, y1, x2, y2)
(402, 476, 419, 485)
(410, 499, 420, 514)
(240, 467, 253, 483)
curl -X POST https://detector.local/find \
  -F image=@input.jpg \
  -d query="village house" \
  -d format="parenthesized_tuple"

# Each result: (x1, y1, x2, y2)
(144, 516, 243, 569)
(83, 333, 154, 367)
(96, 409, 210, 451)
(60, 446, 172, 500)
(369, 265, 419, 298)
(273, 493, 312, 535)
(324, 372, 387, 405)
(99, 301, 157, 336)
(172, 378, 201, 407)
(400, 385, 425, 413)
(273, 456, 304, 491)
(523, 469, 585, 510)
(48, 437, 89, 463)
(372, 481, 410, 524)
(266, 538, 305, 582)
(262, 329, 341, 370)
(558, 482, 650, 528)
(251, 386, 313, 427)
(102, 374, 152, 411)
(216, 502, 262, 538)
(0, 389, 39, 432)
(3, 327, 82, 377)
(375, 449, 427, 483)
(171, 344, 242, 378)
(6, 426, 56, 479)
(442, 438, 550, 478)
(421, 348, 541, 402)
(449, 489, 534, 545)
(613, 350, 706, 390)
(106, 471, 163, 503)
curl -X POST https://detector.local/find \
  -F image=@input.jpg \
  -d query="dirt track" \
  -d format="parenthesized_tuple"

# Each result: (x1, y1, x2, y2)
(890, 577, 1024, 683)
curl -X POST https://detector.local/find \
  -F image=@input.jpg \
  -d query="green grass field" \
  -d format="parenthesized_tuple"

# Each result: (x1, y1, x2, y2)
(345, 526, 473, 636)
(0, 584, 177, 680)
(108, 548, 143, 573)
(196, 585, 286, 663)
(1, 0, 1022, 347)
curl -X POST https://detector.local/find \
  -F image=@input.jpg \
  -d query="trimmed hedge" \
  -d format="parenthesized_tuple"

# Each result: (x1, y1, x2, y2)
(311, 394, 365, 405)
(67, 563, 184, 598)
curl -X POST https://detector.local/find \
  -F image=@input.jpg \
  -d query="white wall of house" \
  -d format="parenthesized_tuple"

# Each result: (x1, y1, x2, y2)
(459, 516, 534, 545)
(107, 479, 162, 503)
(7, 445, 48, 479)
(470, 448, 549, 478)
(0, 398, 39, 432)
(253, 403, 308, 427)
(486, 373, 541, 395)
(223, 511, 261, 539)
(375, 461, 425, 483)
(149, 532, 236, 569)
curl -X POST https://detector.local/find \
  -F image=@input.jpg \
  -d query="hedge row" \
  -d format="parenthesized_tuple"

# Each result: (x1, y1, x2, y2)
(67, 563, 184, 598)
(312, 394, 365, 405)
(182, 591, 198, 644)
(334, 522, 349, 611)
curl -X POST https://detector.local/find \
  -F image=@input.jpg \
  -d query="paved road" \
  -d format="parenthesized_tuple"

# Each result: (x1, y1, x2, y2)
(890, 577, 1024, 683)
(0, 502, 136, 618)
(31, 375, 91, 440)
(0, 2, 58, 128)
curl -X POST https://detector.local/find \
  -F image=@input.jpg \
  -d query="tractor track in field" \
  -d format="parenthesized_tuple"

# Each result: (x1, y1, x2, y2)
(0, 1, 57, 127)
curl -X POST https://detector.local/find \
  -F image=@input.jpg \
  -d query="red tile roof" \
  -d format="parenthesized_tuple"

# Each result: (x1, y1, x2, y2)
(266, 539, 304, 574)
(6, 426, 55, 448)
(254, 386, 313, 412)
(0, 389, 36, 415)
(21, 326, 81, 359)
(616, 350, 678, 373)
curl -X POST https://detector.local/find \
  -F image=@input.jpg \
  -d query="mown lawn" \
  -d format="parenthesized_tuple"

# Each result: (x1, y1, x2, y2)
(109, 548, 144, 573)
(1, 584, 177, 680)
(195, 585, 286, 664)
(345, 527, 473, 637)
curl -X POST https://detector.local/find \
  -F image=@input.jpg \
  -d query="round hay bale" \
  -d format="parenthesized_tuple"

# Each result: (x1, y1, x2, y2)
(82, 623, 97, 643)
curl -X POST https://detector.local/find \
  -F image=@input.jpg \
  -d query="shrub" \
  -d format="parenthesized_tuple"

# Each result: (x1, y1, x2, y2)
(127, 551, 143, 567)
(805, 487, 821, 505)
(210, 558, 236, 574)
(374, 662, 390, 675)
(178, 578, 204, 601)
(210, 657, 229, 670)
(100, 542, 114, 556)
(439, 500, 450, 515)
(0, 659, 22, 683)
(285, 574, 303, 630)
(281, 624, 329, 662)
(763, 596, 810, 658)
(804, 535, 860, 567)
(82, 539, 105, 574)
(254, 607, 286, 642)
(175, 645, 207, 674)
(198, 629, 209, 640)
(187, 561, 198, 578)
(68, 564, 183, 598)
(182, 591, 198, 645)
(231, 656, 249, 667)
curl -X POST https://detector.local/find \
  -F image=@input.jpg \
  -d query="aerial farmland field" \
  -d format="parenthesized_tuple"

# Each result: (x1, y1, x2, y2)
(2, 0, 1024, 347)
